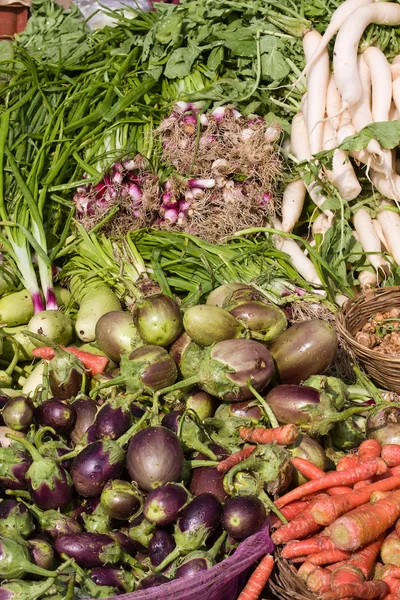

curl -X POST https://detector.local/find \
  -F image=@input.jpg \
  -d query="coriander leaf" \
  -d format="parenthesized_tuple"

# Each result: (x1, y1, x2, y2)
(164, 46, 202, 79)
(339, 121, 400, 151)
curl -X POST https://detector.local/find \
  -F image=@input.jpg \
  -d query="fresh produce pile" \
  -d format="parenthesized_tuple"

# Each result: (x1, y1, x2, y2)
(2, 0, 400, 598)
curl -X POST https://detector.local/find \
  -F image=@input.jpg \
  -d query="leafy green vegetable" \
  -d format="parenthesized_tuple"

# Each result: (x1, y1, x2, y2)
(339, 122, 400, 151)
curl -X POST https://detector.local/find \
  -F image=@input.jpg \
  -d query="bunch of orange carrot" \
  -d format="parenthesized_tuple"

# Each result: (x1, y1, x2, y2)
(268, 439, 400, 599)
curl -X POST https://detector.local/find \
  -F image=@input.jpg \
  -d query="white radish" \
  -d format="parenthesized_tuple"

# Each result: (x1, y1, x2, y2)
(363, 46, 392, 122)
(389, 102, 399, 121)
(348, 55, 372, 133)
(371, 170, 400, 203)
(372, 218, 389, 252)
(334, 2, 400, 110)
(335, 294, 350, 307)
(323, 119, 362, 201)
(393, 78, 400, 114)
(291, 112, 333, 220)
(312, 212, 331, 237)
(391, 63, 400, 81)
(296, 0, 374, 84)
(393, 55, 400, 65)
(303, 31, 330, 155)
(353, 208, 390, 272)
(281, 180, 306, 233)
(377, 199, 400, 265)
(271, 219, 322, 286)
(358, 270, 380, 288)
(326, 73, 343, 134)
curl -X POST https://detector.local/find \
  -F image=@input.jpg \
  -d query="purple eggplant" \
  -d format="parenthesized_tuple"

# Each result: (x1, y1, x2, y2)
(206, 283, 257, 308)
(100, 479, 143, 520)
(126, 426, 184, 492)
(222, 495, 266, 539)
(27, 538, 54, 570)
(174, 531, 226, 579)
(178, 339, 274, 402)
(0, 499, 34, 539)
(265, 384, 321, 425)
(366, 403, 400, 445)
(109, 530, 142, 556)
(229, 401, 263, 421)
(95, 310, 142, 363)
(143, 483, 188, 526)
(90, 566, 135, 592)
(133, 294, 183, 347)
(189, 466, 227, 503)
(137, 573, 170, 589)
(92, 398, 133, 441)
(7, 435, 72, 510)
(0, 395, 9, 426)
(148, 529, 176, 567)
(54, 533, 122, 568)
(26, 503, 81, 539)
(229, 301, 287, 342)
(69, 415, 148, 497)
(2, 396, 34, 432)
(170, 333, 203, 377)
(48, 347, 85, 399)
(154, 493, 221, 572)
(270, 320, 338, 384)
(36, 399, 76, 433)
(0, 535, 61, 579)
(70, 397, 98, 445)
(0, 445, 30, 490)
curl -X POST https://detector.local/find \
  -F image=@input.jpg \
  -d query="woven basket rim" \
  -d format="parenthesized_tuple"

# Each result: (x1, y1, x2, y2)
(336, 286, 400, 364)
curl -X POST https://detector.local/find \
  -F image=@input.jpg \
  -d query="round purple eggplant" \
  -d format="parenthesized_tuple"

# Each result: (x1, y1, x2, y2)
(126, 426, 184, 492)
(143, 483, 188, 526)
(70, 397, 98, 445)
(171, 334, 205, 379)
(148, 530, 176, 567)
(100, 479, 143, 520)
(0, 446, 30, 490)
(27, 503, 81, 539)
(90, 566, 135, 592)
(0, 535, 60, 579)
(222, 495, 266, 539)
(270, 320, 338, 384)
(229, 301, 287, 342)
(37, 399, 76, 433)
(189, 466, 227, 503)
(186, 388, 217, 420)
(48, 349, 85, 399)
(228, 400, 263, 421)
(70, 440, 124, 498)
(137, 573, 170, 589)
(93, 399, 132, 441)
(122, 345, 178, 393)
(54, 533, 122, 568)
(7, 434, 72, 510)
(175, 556, 211, 578)
(27, 538, 54, 570)
(0, 395, 9, 426)
(109, 530, 143, 556)
(265, 384, 321, 425)
(95, 310, 142, 363)
(133, 294, 183, 347)
(2, 396, 34, 432)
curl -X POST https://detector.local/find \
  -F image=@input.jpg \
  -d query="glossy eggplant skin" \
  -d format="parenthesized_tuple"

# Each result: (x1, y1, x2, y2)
(270, 320, 338, 384)
(366, 404, 400, 445)
(70, 441, 124, 497)
(143, 483, 188, 526)
(37, 400, 76, 433)
(137, 574, 170, 590)
(54, 533, 121, 568)
(133, 294, 183, 347)
(222, 495, 266, 539)
(148, 530, 176, 567)
(178, 493, 221, 537)
(70, 398, 98, 445)
(265, 384, 321, 425)
(126, 427, 184, 492)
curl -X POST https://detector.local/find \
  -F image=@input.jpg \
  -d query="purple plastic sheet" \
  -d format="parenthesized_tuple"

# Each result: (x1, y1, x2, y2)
(108, 522, 273, 600)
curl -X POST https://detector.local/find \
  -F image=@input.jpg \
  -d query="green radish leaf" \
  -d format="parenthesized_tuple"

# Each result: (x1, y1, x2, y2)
(164, 46, 202, 79)
(339, 121, 400, 151)
(260, 36, 290, 82)
(155, 14, 183, 45)
(207, 46, 224, 71)
(216, 29, 257, 57)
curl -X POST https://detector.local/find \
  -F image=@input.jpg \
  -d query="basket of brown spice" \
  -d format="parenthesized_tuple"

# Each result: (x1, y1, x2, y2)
(336, 286, 400, 393)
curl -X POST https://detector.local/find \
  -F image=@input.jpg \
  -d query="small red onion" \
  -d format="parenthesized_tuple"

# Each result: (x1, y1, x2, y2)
(212, 106, 225, 121)
(164, 208, 179, 224)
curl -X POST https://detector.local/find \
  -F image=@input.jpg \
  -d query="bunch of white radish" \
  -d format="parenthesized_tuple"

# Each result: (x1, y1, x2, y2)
(274, 0, 400, 290)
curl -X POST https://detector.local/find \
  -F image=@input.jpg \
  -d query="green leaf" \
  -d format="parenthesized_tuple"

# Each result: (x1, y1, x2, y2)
(207, 46, 224, 71)
(155, 14, 183, 45)
(164, 46, 202, 79)
(339, 121, 400, 151)
(319, 196, 342, 212)
(217, 29, 257, 57)
(261, 47, 290, 82)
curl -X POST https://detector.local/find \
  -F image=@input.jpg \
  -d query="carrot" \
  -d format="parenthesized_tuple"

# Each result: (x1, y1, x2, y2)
(331, 564, 364, 589)
(311, 475, 400, 526)
(337, 455, 359, 471)
(354, 481, 372, 491)
(306, 567, 331, 593)
(309, 549, 351, 566)
(358, 440, 382, 462)
(291, 457, 353, 496)
(382, 447, 400, 469)
(371, 492, 391, 504)
(321, 580, 389, 600)
(330, 490, 400, 551)
(281, 537, 338, 559)
(237, 554, 274, 600)
(270, 499, 313, 529)
(216, 446, 256, 473)
(378, 576, 400, 597)
(32, 346, 109, 376)
(239, 424, 299, 446)
(298, 561, 320, 581)
(376, 564, 400, 580)
(381, 532, 400, 567)
(347, 535, 385, 579)
(271, 494, 328, 544)
(275, 458, 388, 509)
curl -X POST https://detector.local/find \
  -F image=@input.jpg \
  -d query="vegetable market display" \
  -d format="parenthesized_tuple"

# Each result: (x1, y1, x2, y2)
(3, 0, 400, 598)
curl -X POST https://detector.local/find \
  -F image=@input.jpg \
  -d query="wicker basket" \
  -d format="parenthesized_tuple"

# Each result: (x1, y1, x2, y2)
(270, 552, 316, 600)
(336, 286, 400, 393)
